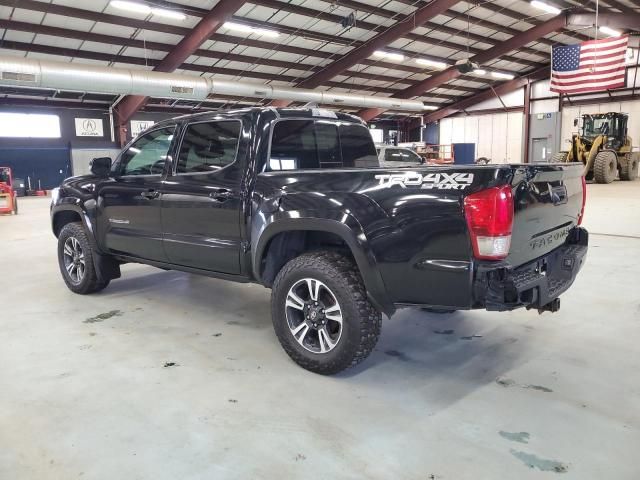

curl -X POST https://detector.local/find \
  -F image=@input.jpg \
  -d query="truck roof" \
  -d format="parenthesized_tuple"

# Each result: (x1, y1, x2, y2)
(161, 107, 365, 125)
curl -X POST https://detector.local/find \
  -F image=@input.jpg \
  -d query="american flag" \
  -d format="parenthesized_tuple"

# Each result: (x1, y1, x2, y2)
(550, 36, 628, 94)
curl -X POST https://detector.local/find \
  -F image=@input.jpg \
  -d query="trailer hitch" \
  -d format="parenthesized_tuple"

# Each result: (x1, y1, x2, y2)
(528, 298, 561, 314)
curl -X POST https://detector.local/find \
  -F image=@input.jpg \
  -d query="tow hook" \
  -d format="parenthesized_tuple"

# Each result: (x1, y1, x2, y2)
(533, 298, 561, 314)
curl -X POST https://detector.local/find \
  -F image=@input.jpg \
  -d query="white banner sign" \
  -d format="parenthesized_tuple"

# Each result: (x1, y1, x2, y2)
(75, 118, 104, 137)
(130, 120, 155, 137)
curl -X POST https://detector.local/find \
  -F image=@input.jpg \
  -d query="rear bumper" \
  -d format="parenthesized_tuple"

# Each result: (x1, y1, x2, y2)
(474, 227, 588, 312)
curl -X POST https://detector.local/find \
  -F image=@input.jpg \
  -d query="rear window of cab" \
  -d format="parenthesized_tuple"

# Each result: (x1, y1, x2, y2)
(268, 120, 379, 171)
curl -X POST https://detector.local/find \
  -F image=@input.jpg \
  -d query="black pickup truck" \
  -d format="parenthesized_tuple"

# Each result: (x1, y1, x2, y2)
(51, 107, 588, 374)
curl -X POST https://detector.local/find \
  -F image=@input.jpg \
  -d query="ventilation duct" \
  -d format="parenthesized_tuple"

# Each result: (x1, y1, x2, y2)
(0, 55, 432, 112)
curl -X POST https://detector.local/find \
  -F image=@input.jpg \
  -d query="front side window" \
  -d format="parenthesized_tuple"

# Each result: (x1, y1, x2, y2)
(268, 120, 379, 171)
(116, 127, 175, 176)
(409, 151, 423, 163)
(176, 121, 241, 174)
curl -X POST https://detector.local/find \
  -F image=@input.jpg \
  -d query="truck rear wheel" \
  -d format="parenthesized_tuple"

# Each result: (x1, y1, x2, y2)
(593, 150, 617, 184)
(620, 154, 638, 181)
(271, 251, 382, 375)
(57, 222, 110, 294)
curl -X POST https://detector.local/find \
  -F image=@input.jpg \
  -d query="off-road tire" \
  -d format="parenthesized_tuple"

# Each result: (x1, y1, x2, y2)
(620, 154, 639, 181)
(271, 251, 382, 375)
(57, 222, 110, 294)
(551, 152, 569, 163)
(593, 150, 618, 184)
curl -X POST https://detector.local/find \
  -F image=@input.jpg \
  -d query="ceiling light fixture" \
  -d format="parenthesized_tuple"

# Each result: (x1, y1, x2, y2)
(599, 26, 622, 37)
(416, 58, 448, 69)
(530, 1, 561, 15)
(151, 8, 186, 20)
(223, 21, 280, 37)
(110, 1, 186, 20)
(491, 71, 515, 80)
(373, 50, 405, 62)
(423, 105, 439, 111)
(472, 69, 486, 75)
(110, 0, 151, 14)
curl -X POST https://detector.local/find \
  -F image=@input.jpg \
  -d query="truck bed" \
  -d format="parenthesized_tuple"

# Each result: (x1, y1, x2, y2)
(256, 163, 586, 309)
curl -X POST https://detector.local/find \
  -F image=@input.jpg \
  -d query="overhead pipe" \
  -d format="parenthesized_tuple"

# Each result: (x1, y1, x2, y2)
(0, 55, 432, 113)
(567, 12, 640, 32)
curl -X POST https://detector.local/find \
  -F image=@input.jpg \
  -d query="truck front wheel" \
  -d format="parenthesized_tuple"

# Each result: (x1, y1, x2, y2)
(57, 222, 110, 294)
(271, 251, 382, 375)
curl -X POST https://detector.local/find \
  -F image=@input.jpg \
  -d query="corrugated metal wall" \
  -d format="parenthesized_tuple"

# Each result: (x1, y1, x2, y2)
(439, 112, 524, 164)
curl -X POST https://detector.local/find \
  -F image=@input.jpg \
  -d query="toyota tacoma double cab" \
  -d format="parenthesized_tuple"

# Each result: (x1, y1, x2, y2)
(51, 107, 588, 374)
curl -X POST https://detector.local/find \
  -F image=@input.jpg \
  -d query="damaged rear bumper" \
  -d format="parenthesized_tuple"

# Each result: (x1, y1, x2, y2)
(474, 227, 588, 312)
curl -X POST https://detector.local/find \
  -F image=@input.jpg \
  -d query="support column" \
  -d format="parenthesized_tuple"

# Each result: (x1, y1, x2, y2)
(523, 82, 531, 164)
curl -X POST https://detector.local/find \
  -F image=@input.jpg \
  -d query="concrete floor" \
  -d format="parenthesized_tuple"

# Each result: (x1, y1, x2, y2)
(0, 182, 639, 480)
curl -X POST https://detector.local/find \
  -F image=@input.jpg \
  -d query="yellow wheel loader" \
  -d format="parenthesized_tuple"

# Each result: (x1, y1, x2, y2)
(553, 112, 639, 184)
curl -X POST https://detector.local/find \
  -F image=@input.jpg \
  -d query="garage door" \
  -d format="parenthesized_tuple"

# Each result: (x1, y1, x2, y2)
(0, 147, 72, 190)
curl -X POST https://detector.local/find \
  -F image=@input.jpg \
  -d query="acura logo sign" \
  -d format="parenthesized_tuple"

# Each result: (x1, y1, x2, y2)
(75, 118, 104, 137)
(83, 119, 97, 133)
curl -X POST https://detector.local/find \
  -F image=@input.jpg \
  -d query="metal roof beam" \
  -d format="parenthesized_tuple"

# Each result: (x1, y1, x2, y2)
(0, 35, 471, 102)
(247, 0, 550, 62)
(114, 0, 245, 128)
(358, 14, 568, 121)
(0, 18, 532, 85)
(415, 9, 640, 125)
(420, 67, 549, 124)
(270, 0, 464, 108)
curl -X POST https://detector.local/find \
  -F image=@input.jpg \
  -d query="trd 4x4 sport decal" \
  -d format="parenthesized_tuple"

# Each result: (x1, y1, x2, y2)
(374, 172, 474, 190)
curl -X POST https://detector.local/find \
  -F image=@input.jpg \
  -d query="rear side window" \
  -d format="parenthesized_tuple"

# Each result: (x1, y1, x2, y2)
(339, 124, 378, 168)
(269, 120, 317, 170)
(176, 120, 240, 174)
(269, 120, 379, 170)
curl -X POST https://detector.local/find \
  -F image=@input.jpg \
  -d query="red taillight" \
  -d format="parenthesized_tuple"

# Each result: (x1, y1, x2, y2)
(464, 185, 514, 260)
(577, 175, 586, 225)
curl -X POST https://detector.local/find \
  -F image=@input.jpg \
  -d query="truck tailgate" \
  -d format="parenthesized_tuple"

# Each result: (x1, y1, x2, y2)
(507, 163, 585, 268)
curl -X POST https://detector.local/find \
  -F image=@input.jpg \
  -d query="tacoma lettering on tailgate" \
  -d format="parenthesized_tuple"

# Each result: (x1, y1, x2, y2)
(529, 226, 571, 251)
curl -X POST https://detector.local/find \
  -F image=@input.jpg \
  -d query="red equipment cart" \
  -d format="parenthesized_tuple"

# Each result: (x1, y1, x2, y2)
(0, 167, 18, 215)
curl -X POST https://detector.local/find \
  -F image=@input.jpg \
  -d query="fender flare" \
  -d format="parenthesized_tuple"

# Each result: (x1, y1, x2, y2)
(252, 212, 394, 316)
(51, 202, 94, 239)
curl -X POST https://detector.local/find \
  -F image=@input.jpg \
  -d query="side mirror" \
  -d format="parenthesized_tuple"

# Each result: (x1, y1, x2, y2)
(573, 118, 579, 127)
(90, 157, 112, 177)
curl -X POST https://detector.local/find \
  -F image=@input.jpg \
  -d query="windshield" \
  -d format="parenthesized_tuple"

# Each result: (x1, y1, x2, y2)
(582, 116, 611, 138)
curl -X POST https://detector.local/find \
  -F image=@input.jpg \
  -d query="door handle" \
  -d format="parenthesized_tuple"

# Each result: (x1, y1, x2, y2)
(140, 189, 160, 200)
(209, 188, 233, 202)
